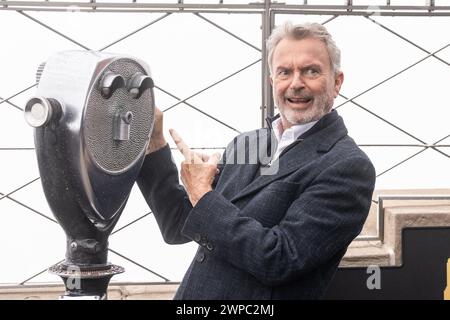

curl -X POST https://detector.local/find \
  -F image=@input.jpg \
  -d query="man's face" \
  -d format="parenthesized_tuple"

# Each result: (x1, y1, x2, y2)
(270, 37, 344, 129)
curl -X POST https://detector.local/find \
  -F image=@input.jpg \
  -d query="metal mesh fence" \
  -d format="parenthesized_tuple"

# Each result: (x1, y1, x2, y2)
(0, 1, 449, 284)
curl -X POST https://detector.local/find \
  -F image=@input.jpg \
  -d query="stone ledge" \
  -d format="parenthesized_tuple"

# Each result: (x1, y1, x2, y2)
(383, 205, 450, 266)
(0, 282, 178, 300)
(340, 240, 391, 267)
(346, 190, 450, 268)
(362, 189, 450, 237)
(342, 204, 450, 268)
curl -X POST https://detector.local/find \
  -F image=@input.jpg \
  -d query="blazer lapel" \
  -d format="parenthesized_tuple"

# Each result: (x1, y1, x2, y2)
(230, 110, 348, 202)
(216, 127, 275, 198)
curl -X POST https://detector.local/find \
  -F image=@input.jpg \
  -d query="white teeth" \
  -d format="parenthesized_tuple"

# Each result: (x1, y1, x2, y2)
(287, 98, 310, 103)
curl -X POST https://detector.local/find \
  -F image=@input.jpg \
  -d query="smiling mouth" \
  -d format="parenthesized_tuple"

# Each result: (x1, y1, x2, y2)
(286, 97, 313, 104)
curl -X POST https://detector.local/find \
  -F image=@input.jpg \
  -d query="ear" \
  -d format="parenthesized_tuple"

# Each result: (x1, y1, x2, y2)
(334, 72, 344, 98)
(269, 75, 273, 86)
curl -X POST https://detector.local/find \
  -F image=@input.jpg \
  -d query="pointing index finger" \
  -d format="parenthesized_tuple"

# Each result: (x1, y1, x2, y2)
(169, 129, 192, 160)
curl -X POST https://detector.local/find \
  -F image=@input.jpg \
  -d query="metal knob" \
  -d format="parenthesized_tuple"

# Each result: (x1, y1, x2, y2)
(24, 96, 62, 128)
(127, 72, 154, 99)
(113, 110, 133, 141)
(99, 72, 126, 99)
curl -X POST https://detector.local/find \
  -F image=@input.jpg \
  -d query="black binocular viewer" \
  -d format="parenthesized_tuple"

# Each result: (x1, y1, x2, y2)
(24, 51, 156, 299)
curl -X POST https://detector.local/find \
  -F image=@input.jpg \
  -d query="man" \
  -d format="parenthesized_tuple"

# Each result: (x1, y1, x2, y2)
(137, 22, 376, 299)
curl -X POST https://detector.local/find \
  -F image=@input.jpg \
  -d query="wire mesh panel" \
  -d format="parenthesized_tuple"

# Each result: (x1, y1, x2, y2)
(0, 7, 262, 285)
(0, 1, 449, 285)
(274, 13, 450, 191)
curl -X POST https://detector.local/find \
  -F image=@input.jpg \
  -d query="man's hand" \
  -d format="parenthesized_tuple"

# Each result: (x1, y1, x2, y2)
(146, 107, 167, 155)
(170, 129, 221, 207)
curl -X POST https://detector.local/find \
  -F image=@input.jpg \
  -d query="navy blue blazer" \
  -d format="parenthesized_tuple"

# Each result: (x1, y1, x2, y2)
(137, 110, 376, 299)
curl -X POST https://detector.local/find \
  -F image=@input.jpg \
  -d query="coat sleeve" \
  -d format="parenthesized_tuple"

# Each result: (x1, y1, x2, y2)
(180, 156, 376, 286)
(136, 144, 225, 244)
(136, 144, 193, 244)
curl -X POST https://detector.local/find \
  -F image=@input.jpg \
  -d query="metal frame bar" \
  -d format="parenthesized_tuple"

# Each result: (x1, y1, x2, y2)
(0, 84, 37, 107)
(108, 248, 170, 282)
(338, 93, 450, 159)
(364, 15, 450, 67)
(18, 11, 91, 50)
(160, 58, 262, 134)
(0, 190, 58, 224)
(158, 83, 244, 134)
(0, 148, 36, 150)
(99, 12, 172, 51)
(19, 259, 64, 285)
(359, 144, 450, 148)
(261, 0, 271, 126)
(0, 96, 24, 111)
(335, 43, 450, 111)
(0, 177, 41, 201)
(1, 2, 450, 14)
(374, 133, 450, 178)
(111, 212, 152, 236)
(0, 176, 58, 224)
(195, 12, 261, 52)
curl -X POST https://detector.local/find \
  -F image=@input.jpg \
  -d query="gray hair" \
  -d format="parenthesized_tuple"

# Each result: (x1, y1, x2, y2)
(266, 21, 341, 75)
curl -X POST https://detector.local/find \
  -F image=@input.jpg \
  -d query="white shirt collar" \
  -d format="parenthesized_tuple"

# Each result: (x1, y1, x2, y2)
(267, 116, 318, 165)
(272, 116, 318, 143)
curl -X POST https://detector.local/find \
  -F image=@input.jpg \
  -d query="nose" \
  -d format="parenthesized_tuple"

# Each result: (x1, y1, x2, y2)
(288, 71, 305, 90)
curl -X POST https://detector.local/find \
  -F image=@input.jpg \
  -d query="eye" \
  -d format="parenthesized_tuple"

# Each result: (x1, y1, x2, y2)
(277, 69, 290, 78)
(303, 67, 320, 77)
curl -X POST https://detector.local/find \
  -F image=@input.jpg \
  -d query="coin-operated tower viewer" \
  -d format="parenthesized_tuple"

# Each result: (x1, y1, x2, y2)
(24, 51, 155, 299)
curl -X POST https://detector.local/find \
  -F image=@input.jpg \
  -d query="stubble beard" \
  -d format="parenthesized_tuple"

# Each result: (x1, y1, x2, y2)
(275, 87, 335, 126)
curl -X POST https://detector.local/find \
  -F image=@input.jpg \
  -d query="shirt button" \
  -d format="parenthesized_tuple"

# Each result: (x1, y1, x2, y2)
(206, 243, 214, 251)
(196, 252, 205, 263)
(194, 234, 201, 242)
